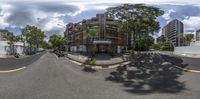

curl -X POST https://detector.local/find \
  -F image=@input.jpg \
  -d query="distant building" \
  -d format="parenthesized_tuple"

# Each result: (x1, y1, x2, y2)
(0, 29, 27, 58)
(196, 29, 200, 41)
(161, 19, 184, 46)
(157, 35, 166, 43)
(64, 13, 127, 54)
(0, 29, 8, 41)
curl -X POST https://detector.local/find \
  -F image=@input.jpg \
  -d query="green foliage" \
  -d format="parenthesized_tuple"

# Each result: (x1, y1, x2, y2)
(3, 31, 22, 54)
(41, 41, 52, 49)
(134, 36, 154, 51)
(106, 4, 164, 52)
(22, 25, 45, 48)
(84, 58, 96, 66)
(49, 35, 69, 51)
(178, 34, 194, 46)
(3, 31, 15, 44)
(107, 4, 164, 36)
(154, 41, 174, 51)
(87, 29, 98, 40)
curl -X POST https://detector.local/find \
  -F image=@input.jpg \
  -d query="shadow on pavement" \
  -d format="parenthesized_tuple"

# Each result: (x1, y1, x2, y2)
(82, 66, 97, 73)
(105, 53, 188, 94)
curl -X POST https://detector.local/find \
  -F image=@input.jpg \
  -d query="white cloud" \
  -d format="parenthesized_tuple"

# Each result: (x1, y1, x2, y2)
(1, 0, 200, 37)
(162, 9, 175, 20)
(61, 0, 200, 6)
(182, 16, 200, 31)
(0, 1, 79, 36)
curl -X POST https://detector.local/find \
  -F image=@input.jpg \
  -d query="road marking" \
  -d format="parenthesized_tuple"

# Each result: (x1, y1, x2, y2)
(0, 66, 26, 73)
(175, 65, 200, 73)
(54, 54, 58, 59)
(188, 70, 200, 73)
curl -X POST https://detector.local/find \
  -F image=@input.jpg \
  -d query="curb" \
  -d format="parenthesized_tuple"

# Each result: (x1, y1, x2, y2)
(0, 66, 26, 73)
(175, 65, 200, 73)
(66, 57, 130, 69)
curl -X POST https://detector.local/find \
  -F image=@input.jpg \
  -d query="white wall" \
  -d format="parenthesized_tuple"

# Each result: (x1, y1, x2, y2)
(0, 41, 25, 57)
(190, 41, 200, 46)
(0, 41, 9, 55)
(174, 46, 200, 58)
(174, 46, 200, 54)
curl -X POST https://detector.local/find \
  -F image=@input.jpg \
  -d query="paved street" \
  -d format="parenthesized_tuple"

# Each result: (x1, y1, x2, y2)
(0, 52, 200, 99)
(182, 57, 200, 70)
(0, 52, 45, 70)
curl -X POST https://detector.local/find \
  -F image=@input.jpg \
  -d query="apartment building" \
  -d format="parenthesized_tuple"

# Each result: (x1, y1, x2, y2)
(160, 19, 184, 46)
(64, 13, 127, 54)
(196, 29, 200, 41)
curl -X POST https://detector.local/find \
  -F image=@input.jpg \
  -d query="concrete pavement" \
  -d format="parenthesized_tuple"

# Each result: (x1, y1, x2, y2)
(0, 52, 200, 99)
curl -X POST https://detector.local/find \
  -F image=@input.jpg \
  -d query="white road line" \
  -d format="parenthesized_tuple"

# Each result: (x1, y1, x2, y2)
(0, 66, 26, 73)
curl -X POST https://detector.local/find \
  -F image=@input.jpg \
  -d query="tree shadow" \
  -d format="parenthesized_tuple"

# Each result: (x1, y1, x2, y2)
(82, 66, 97, 73)
(105, 53, 188, 94)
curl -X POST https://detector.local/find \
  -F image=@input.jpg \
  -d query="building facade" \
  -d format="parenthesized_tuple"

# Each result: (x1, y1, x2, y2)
(64, 13, 127, 54)
(0, 29, 8, 41)
(160, 19, 184, 46)
(0, 29, 27, 57)
(196, 29, 200, 41)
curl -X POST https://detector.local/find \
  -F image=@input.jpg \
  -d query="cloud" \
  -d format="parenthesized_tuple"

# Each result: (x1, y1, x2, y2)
(1, 0, 200, 38)
(162, 9, 176, 20)
(0, 1, 80, 37)
(156, 4, 200, 35)
(182, 16, 200, 31)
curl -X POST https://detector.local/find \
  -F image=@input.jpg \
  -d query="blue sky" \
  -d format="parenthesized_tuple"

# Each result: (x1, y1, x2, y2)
(0, 0, 200, 39)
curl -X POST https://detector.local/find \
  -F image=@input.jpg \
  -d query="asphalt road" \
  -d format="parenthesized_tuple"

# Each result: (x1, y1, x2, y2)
(0, 52, 45, 70)
(0, 52, 200, 99)
(182, 57, 200, 70)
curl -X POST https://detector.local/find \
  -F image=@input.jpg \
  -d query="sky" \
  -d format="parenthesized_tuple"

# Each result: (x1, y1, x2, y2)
(1, 0, 200, 39)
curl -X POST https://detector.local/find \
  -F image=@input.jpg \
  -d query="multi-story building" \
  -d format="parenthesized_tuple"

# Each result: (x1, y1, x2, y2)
(64, 13, 127, 54)
(160, 19, 184, 46)
(196, 29, 200, 41)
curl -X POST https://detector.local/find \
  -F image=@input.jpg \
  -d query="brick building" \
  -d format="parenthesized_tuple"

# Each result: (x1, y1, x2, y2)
(64, 13, 127, 54)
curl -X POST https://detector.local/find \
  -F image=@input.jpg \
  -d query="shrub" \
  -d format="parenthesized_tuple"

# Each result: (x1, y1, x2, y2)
(84, 58, 96, 66)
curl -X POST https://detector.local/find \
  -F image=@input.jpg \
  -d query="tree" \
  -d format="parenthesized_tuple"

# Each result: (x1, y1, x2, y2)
(22, 25, 45, 54)
(134, 35, 154, 51)
(3, 31, 15, 55)
(3, 32, 21, 55)
(41, 41, 52, 49)
(86, 29, 98, 55)
(107, 4, 164, 37)
(49, 35, 69, 51)
(153, 41, 174, 51)
(87, 29, 98, 41)
(106, 4, 164, 64)
(178, 34, 194, 46)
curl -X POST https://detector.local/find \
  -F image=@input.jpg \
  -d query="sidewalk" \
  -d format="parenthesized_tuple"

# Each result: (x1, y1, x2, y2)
(66, 53, 129, 68)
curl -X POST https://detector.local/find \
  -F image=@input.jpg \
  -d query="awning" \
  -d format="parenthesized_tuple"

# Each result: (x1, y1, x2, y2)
(93, 40, 112, 44)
